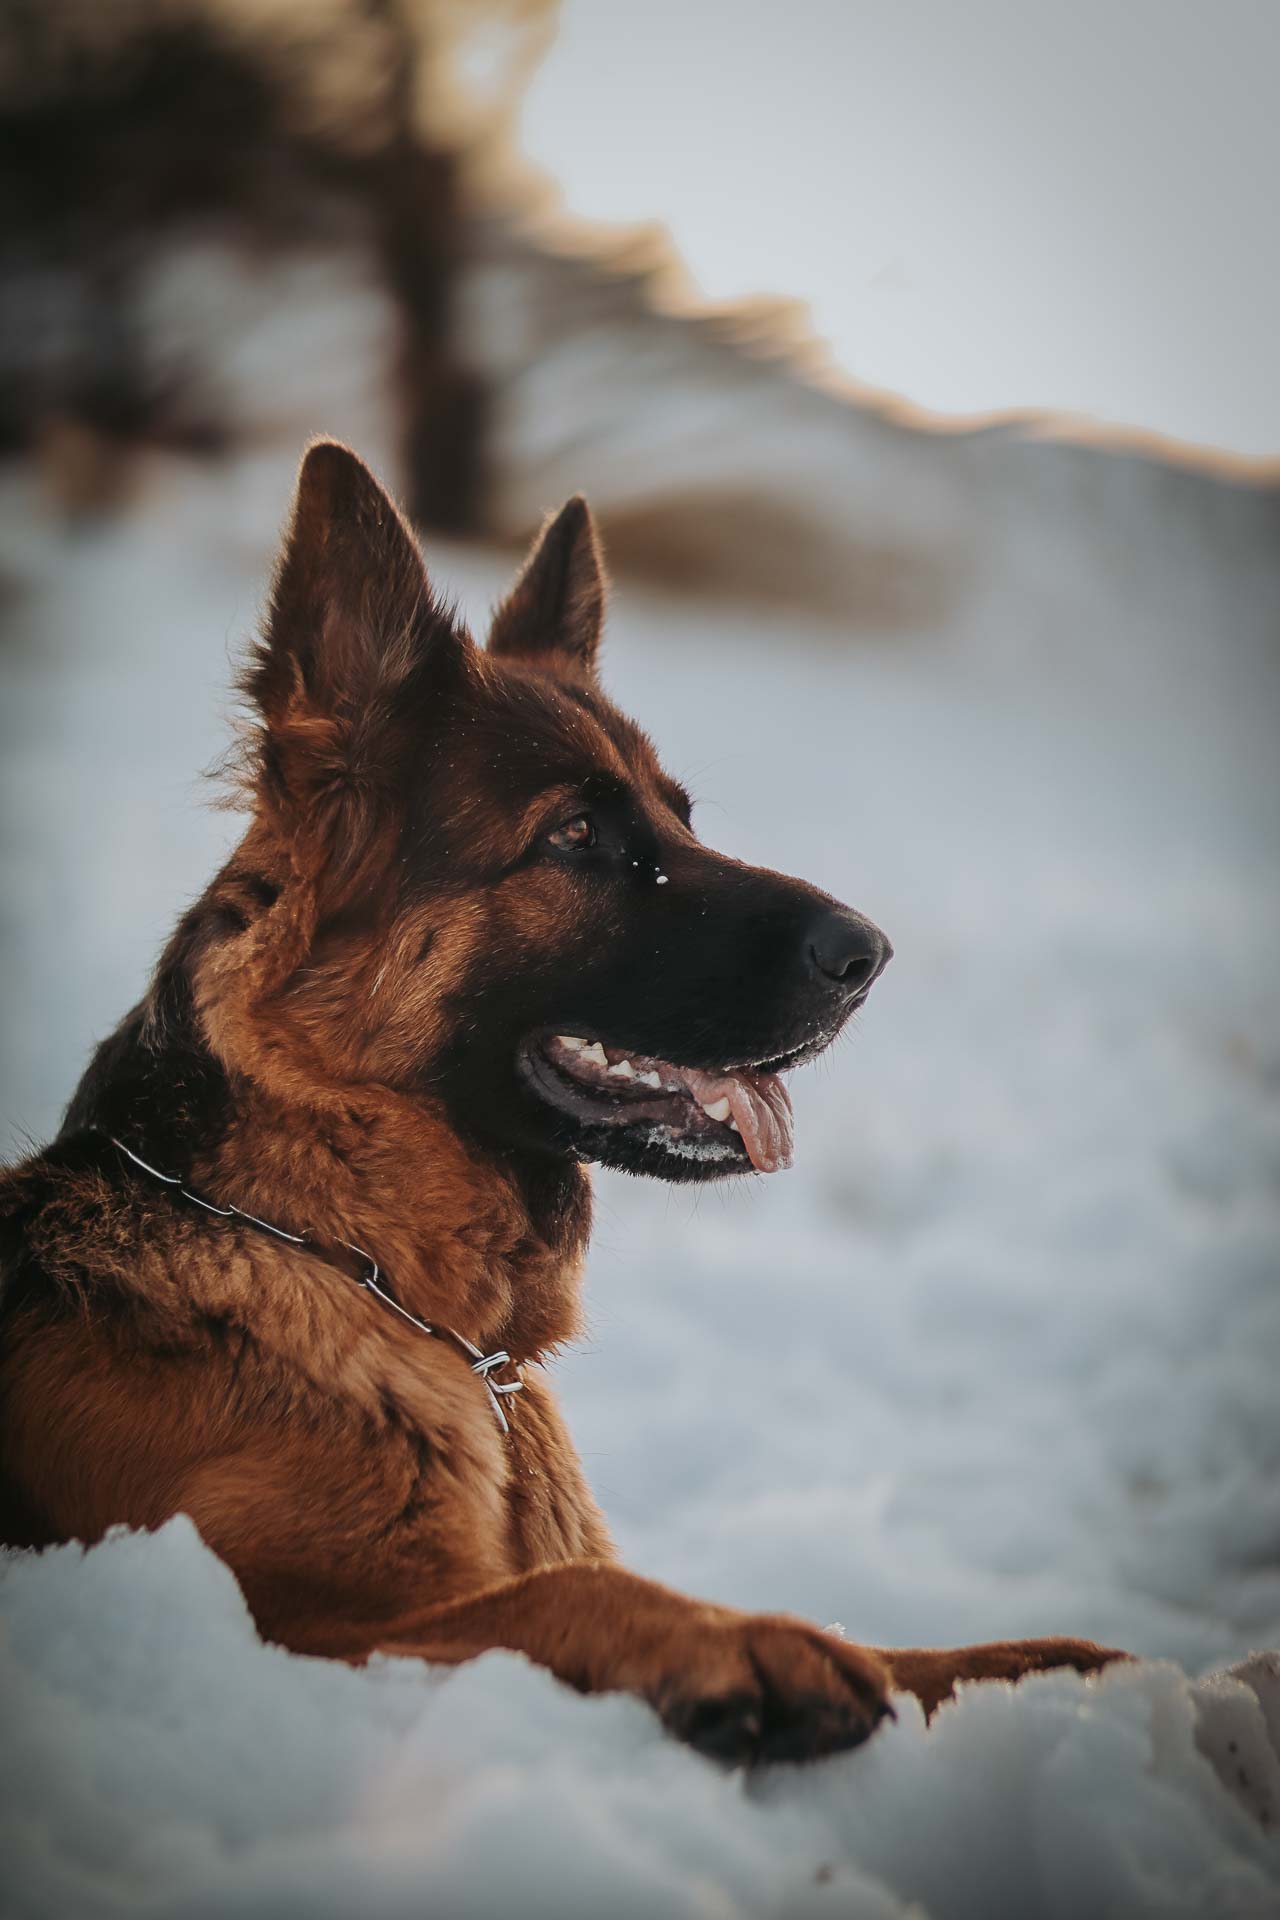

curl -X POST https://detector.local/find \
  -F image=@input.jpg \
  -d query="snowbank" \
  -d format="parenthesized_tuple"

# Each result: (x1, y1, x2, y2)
(3, 1520, 1278, 1918)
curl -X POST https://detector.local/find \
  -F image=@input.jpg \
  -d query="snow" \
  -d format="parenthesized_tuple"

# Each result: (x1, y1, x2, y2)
(4, 1523, 1279, 1916)
(3, 266, 1280, 1915)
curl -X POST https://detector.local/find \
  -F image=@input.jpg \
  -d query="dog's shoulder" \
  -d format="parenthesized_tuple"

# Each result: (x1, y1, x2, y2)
(0, 1129, 520, 1562)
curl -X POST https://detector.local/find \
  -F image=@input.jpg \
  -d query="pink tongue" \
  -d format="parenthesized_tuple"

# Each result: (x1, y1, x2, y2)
(680, 1066, 795, 1173)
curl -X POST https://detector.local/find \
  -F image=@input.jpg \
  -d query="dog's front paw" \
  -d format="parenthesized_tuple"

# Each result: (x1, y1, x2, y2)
(650, 1613, 893, 1767)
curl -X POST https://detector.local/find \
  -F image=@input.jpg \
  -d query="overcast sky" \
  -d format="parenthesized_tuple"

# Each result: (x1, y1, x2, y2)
(520, 0, 1279, 460)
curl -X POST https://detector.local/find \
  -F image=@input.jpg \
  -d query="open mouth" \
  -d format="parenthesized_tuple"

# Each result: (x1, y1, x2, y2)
(518, 1032, 799, 1173)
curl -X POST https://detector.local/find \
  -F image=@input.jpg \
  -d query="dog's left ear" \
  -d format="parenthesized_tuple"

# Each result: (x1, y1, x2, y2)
(487, 496, 606, 679)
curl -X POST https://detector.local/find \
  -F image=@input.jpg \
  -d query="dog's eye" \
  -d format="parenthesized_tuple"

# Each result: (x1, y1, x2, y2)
(547, 814, 596, 852)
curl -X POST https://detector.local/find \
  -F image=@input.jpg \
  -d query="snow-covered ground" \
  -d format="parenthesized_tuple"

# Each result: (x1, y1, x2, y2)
(2, 409, 1280, 1913)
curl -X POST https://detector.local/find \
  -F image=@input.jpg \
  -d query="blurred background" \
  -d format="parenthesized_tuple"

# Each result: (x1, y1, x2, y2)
(2, 0, 1279, 1669)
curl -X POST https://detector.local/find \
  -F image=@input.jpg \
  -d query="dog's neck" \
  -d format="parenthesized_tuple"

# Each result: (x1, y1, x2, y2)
(66, 937, 591, 1364)
(202, 1082, 591, 1363)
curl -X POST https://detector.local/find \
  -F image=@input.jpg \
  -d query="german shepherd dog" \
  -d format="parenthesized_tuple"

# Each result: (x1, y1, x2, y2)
(0, 444, 1120, 1765)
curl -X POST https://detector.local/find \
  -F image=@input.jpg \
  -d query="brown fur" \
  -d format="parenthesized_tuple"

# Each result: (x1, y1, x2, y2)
(0, 442, 1123, 1766)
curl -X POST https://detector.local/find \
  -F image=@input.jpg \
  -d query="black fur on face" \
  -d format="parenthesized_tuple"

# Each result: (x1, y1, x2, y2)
(413, 668, 889, 1181)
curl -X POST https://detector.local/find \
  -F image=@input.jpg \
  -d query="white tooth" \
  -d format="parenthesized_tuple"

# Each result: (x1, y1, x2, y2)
(556, 1035, 586, 1051)
(728, 1117, 740, 1132)
(656, 874, 669, 885)
(702, 1096, 732, 1122)
(608, 1059, 635, 1079)
(638, 1070, 662, 1088)
(580, 1042, 607, 1067)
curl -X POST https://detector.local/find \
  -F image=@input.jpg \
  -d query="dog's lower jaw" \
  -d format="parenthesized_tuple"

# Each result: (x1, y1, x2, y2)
(520, 1087, 750, 1184)
(579, 1120, 747, 1183)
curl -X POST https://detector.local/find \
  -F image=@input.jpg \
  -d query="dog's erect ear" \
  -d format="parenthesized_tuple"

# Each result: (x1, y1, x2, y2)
(243, 441, 469, 884)
(487, 496, 606, 679)
(249, 439, 463, 731)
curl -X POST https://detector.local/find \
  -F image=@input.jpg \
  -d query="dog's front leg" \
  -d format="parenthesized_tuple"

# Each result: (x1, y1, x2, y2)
(873, 1637, 1130, 1716)
(290, 1560, 895, 1768)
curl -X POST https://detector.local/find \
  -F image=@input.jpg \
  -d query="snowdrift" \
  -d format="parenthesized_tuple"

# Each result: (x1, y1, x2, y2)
(4, 1520, 1279, 1918)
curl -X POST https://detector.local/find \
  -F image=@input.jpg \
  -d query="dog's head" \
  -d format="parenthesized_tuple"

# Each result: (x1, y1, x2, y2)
(236, 441, 889, 1182)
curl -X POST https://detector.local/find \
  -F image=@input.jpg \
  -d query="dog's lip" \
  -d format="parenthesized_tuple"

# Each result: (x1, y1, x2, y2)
(518, 1007, 854, 1096)
(517, 1037, 758, 1158)
(523, 1020, 846, 1080)
(518, 1039, 780, 1169)
(515, 1021, 857, 1174)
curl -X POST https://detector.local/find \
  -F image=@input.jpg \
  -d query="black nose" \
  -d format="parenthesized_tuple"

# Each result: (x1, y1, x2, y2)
(806, 910, 892, 996)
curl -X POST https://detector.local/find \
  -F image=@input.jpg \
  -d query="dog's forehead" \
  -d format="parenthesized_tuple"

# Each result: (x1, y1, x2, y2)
(468, 660, 673, 804)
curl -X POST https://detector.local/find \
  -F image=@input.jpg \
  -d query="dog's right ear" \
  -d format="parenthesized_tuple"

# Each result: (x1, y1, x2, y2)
(242, 440, 470, 888)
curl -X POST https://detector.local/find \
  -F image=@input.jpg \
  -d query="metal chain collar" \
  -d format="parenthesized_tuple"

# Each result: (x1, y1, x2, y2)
(109, 1136, 522, 1434)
